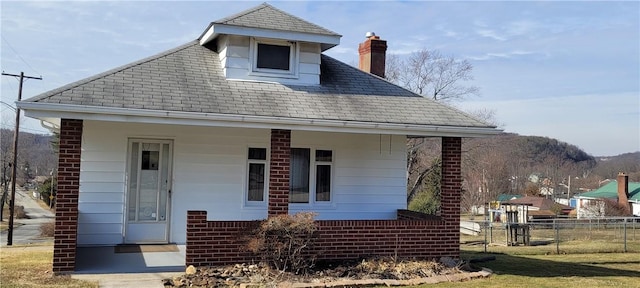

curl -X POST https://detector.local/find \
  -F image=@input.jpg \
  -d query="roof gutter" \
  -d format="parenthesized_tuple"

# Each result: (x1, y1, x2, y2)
(17, 102, 502, 137)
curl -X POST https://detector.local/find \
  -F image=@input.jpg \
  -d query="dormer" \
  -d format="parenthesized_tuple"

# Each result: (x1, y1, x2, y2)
(199, 3, 341, 85)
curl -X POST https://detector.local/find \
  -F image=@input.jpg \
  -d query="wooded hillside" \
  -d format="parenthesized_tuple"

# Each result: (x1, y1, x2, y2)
(1, 129, 57, 186)
(409, 133, 639, 213)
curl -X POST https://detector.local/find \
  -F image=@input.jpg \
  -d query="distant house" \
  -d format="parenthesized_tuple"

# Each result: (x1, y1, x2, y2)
(471, 194, 521, 215)
(497, 194, 522, 202)
(502, 196, 573, 223)
(575, 173, 639, 218)
(16, 3, 500, 273)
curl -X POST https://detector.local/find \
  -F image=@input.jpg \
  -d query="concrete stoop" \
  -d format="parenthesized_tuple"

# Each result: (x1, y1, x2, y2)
(243, 268, 493, 288)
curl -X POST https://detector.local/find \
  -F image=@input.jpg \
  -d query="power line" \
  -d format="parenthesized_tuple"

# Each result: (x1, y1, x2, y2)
(1, 35, 42, 77)
(0, 124, 50, 134)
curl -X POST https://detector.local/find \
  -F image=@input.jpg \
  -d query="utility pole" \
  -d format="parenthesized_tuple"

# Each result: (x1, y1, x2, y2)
(2, 71, 42, 246)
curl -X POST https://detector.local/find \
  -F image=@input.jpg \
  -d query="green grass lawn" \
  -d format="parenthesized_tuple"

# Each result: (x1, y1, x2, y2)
(1, 241, 639, 288)
(0, 246, 98, 288)
(431, 251, 640, 288)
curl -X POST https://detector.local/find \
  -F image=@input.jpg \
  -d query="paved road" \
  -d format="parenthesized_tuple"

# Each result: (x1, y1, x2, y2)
(0, 187, 55, 246)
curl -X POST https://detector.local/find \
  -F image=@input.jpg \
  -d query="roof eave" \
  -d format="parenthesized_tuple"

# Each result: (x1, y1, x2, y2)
(18, 102, 502, 138)
(199, 23, 341, 51)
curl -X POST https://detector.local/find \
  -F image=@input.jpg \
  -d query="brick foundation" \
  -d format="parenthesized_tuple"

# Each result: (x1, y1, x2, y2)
(186, 210, 459, 267)
(52, 119, 83, 273)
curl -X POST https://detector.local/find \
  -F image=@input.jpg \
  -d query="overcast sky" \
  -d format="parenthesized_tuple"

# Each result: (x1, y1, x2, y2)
(1, 1, 638, 156)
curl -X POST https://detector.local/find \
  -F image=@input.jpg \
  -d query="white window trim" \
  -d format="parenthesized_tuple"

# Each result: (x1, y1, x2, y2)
(249, 37, 299, 79)
(244, 147, 269, 208)
(289, 147, 335, 208)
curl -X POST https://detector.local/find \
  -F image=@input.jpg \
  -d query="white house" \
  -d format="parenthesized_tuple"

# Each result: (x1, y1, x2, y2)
(17, 3, 500, 273)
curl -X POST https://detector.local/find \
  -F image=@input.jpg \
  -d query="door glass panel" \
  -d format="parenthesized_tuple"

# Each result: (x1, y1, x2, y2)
(138, 143, 160, 221)
(158, 143, 170, 221)
(128, 142, 139, 221)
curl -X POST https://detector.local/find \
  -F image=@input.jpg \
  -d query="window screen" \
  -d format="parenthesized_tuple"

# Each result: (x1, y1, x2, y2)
(257, 43, 290, 70)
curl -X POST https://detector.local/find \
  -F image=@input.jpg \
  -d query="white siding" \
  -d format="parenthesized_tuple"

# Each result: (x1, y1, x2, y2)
(78, 124, 127, 246)
(78, 121, 270, 245)
(78, 122, 407, 245)
(289, 132, 407, 220)
(217, 35, 321, 85)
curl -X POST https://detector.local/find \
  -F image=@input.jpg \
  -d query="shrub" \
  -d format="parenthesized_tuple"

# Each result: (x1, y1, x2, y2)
(39, 220, 55, 237)
(14, 205, 27, 219)
(247, 212, 317, 273)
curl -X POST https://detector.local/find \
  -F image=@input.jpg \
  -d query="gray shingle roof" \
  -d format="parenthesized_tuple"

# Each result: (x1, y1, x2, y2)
(212, 3, 340, 36)
(25, 41, 493, 129)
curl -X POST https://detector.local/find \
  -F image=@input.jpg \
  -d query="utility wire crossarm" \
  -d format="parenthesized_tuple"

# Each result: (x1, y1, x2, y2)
(1, 71, 42, 245)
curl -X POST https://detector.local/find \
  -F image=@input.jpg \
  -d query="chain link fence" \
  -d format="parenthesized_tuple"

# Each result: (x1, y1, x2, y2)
(462, 217, 640, 254)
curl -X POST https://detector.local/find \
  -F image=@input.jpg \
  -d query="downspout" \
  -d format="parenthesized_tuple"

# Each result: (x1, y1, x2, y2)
(40, 120, 60, 133)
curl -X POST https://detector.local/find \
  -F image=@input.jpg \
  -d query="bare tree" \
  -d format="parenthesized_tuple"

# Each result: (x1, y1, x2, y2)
(389, 49, 484, 213)
(386, 49, 479, 102)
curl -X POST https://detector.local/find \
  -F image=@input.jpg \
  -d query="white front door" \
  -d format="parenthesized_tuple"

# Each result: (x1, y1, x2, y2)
(125, 139, 173, 243)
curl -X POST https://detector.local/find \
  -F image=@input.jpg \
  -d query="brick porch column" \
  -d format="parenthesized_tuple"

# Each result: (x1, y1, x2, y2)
(52, 119, 83, 273)
(441, 137, 461, 256)
(185, 210, 208, 267)
(268, 129, 290, 216)
(441, 137, 462, 224)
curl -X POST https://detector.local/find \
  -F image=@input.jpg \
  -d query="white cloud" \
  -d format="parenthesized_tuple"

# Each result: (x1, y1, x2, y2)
(475, 29, 507, 41)
(466, 50, 536, 61)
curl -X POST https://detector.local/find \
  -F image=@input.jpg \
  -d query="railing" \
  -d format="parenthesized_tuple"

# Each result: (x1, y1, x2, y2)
(462, 217, 640, 254)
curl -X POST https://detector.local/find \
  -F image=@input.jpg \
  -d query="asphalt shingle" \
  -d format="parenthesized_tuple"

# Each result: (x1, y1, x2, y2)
(25, 41, 493, 129)
(212, 3, 340, 36)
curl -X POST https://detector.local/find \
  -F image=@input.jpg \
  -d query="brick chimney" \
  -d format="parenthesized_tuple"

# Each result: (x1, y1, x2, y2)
(358, 32, 387, 78)
(617, 172, 631, 214)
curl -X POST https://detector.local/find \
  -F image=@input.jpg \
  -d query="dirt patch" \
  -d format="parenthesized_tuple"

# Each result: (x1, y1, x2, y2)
(164, 257, 487, 288)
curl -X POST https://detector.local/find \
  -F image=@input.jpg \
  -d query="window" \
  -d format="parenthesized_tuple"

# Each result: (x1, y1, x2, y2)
(290, 148, 310, 203)
(315, 150, 332, 202)
(251, 38, 297, 76)
(257, 43, 290, 70)
(289, 148, 332, 204)
(247, 148, 267, 202)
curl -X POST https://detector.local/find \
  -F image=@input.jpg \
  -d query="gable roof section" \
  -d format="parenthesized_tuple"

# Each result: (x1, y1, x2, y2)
(214, 3, 339, 36)
(200, 3, 340, 51)
(577, 181, 640, 202)
(19, 41, 498, 137)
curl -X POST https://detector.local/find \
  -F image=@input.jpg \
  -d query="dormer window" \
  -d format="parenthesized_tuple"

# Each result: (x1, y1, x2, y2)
(251, 38, 298, 78)
(257, 43, 290, 70)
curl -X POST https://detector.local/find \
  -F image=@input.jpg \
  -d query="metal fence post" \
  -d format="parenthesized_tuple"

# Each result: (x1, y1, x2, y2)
(624, 218, 627, 253)
(554, 219, 559, 254)
(484, 221, 488, 253)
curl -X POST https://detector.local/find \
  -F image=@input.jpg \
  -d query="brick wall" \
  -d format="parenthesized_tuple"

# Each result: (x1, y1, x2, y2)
(53, 119, 83, 273)
(186, 210, 459, 267)
(268, 129, 290, 216)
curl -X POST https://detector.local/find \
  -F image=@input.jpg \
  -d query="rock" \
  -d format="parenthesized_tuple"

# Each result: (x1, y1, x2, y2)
(162, 278, 174, 288)
(439, 257, 458, 268)
(185, 265, 197, 275)
(172, 277, 185, 287)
